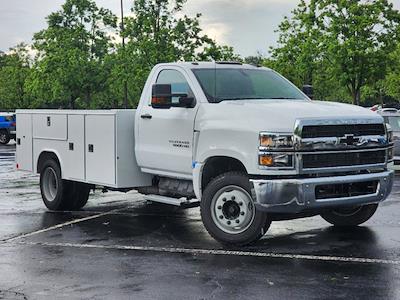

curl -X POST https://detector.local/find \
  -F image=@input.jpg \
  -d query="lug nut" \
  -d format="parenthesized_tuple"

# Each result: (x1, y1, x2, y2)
(217, 206, 222, 210)
(240, 211, 245, 216)
(236, 219, 240, 224)
(219, 215, 223, 219)
(223, 198, 227, 202)
(231, 196, 236, 200)
(239, 202, 243, 206)
(227, 221, 231, 225)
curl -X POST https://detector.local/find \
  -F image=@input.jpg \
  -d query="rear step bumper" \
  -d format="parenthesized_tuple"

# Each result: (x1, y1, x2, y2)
(251, 170, 394, 213)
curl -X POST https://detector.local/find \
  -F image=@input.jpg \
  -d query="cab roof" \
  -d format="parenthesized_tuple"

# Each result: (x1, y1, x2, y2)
(155, 61, 271, 71)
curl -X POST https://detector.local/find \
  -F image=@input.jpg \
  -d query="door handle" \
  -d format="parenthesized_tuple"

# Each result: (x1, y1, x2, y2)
(141, 114, 152, 119)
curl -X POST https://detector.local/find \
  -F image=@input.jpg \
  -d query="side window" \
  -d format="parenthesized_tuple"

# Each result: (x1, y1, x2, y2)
(156, 69, 193, 104)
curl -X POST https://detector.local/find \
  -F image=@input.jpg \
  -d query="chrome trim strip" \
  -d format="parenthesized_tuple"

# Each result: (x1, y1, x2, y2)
(296, 135, 389, 152)
(297, 147, 387, 155)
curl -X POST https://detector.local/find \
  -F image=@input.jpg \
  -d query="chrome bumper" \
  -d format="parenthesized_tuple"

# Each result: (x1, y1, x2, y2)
(251, 170, 394, 213)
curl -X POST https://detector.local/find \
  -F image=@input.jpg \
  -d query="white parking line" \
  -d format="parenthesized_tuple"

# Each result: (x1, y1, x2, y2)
(3, 210, 121, 242)
(21, 241, 400, 266)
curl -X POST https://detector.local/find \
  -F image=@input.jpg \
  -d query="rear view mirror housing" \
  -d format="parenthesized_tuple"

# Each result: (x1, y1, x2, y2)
(151, 84, 173, 109)
(151, 84, 196, 109)
(302, 85, 314, 100)
(179, 96, 196, 108)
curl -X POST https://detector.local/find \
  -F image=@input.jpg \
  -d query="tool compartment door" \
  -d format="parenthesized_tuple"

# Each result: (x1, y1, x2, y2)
(33, 114, 67, 140)
(85, 114, 116, 186)
(16, 113, 33, 172)
(85, 114, 116, 187)
(65, 114, 85, 181)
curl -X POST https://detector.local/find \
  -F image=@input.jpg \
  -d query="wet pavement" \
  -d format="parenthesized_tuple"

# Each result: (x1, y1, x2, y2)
(0, 143, 400, 299)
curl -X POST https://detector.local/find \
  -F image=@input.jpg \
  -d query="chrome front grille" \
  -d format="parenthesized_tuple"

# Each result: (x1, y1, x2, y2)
(294, 118, 390, 174)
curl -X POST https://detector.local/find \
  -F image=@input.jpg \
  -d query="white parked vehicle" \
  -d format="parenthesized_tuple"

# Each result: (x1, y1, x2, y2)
(16, 62, 394, 246)
(376, 108, 400, 170)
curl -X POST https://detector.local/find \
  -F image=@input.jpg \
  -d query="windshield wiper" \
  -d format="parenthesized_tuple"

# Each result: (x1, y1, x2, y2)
(215, 97, 267, 102)
(269, 97, 301, 100)
(213, 97, 301, 103)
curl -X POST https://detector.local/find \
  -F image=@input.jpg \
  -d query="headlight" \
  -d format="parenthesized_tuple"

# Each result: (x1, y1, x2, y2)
(259, 133, 294, 149)
(259, 153, 294, 168)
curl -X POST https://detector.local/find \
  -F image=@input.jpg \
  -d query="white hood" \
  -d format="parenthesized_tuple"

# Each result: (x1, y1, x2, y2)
(196, 99, 383, 133)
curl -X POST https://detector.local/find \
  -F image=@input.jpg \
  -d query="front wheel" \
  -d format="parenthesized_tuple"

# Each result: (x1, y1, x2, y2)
(320, 204, 379, 227)
(200, 172, 270, 246)
(0, 130, 10, 145)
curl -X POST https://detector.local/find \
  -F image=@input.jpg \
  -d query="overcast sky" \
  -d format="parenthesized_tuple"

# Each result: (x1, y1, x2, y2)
(1, 0, 400, 56)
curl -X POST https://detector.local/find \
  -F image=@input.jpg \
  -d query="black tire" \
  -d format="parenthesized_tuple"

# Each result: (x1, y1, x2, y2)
(0, 130, 10, 145)
(200, 172, 270, 246)
(40, 159, 71, 211)
(320, 204, 379, 227)
(66, 182, 91, 210)
(40, 159, 91, 211)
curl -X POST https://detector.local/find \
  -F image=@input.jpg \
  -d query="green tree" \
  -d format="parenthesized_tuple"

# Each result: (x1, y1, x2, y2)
(119, 0, 239, 106)
(382, 45, 400, 102)
(28, 0, 117, 108)
(319, 0, 400, 105)
(0, 44, 32, 109)
(271, 0, 400, 105)
(270, 0, 321, 88)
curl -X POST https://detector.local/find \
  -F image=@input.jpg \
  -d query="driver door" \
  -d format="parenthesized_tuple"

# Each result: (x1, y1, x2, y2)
(136, 68, 199, 178)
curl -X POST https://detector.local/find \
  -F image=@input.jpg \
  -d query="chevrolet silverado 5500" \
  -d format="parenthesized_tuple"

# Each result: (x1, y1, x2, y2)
(16, 62, 394, 245)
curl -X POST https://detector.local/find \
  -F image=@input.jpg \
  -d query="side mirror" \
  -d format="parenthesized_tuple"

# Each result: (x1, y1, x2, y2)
(151, 83, 195, 109)
(179, 96, 196, 108)
(302, 85, 314, 99)
(152, 84, 173, 109)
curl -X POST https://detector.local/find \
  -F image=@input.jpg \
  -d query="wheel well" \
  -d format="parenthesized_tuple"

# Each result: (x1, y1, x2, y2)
(201, 156, 247, 191)
(37, 152, 60, 174)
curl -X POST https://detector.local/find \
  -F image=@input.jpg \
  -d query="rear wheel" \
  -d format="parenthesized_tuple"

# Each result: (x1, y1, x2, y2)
(0, 130, 10, 145)
(200, 172, 270, 246)
(40, 159, 69, 211)
(320, 204, 379, 227)
(40, 159, 91, 211)
(65, 181, 91, 210)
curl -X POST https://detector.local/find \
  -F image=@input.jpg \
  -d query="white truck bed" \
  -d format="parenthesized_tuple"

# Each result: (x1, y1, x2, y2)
(16, 110, 152, 189)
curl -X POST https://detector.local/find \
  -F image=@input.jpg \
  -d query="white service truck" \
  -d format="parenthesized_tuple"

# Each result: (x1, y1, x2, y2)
(16, 62, 394, 246)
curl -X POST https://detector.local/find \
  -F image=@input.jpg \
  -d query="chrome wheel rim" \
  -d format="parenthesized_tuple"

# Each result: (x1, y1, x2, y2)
(0, 133, 6, 143)
(211, 185, 255, 234)
(42, 167, 58, 202)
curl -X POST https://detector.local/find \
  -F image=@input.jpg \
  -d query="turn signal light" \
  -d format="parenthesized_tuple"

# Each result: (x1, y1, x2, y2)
(259, 155, 274, 166)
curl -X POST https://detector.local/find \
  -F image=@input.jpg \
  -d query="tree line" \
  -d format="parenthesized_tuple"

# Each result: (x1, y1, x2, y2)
(1, 0, 400, 109)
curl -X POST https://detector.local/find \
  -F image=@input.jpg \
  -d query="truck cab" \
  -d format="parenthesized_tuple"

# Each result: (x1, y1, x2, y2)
(16, 62, 394, 246)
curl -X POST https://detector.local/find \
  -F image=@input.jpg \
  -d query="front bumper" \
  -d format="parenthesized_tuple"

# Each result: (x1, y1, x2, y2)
(251, 170, 394, 213)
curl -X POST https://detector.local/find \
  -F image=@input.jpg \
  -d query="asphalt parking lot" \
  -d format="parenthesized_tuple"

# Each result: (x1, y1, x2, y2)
(1, 143, 400, 299)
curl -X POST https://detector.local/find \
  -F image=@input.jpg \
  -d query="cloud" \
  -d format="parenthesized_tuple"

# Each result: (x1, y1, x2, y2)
(182, 0, 300, 56)
(1, 0, 400, 56)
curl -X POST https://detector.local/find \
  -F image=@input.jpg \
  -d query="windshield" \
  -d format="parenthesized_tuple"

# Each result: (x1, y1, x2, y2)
(192, 68, 306, 103)
(384, 116, 400, 131)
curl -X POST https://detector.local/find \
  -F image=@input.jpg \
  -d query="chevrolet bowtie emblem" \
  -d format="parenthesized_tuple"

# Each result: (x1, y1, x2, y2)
(340, 134, 359, 146)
